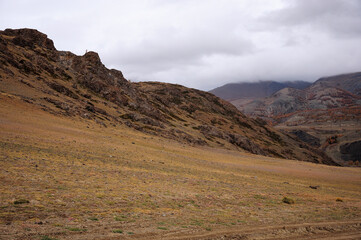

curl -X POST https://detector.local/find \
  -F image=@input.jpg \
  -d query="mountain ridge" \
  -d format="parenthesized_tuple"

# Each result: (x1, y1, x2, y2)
(0, 28, 337, 165)
(209, 80, 311, 101)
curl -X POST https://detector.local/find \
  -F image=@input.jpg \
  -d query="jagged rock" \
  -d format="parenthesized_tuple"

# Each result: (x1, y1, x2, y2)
(47, 82, 79, 99)
(4, 28, 55, 50)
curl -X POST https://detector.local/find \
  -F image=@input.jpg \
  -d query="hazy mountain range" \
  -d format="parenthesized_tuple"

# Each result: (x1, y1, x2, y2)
(210, 72, 361, 166)
(210, 81, 311, 101)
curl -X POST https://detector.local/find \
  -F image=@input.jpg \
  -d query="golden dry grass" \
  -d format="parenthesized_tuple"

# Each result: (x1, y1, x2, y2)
(0, 93, 361, 239)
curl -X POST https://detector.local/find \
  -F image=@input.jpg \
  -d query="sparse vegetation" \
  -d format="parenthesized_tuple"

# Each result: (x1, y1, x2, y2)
(40, 236, 58, 240)
(282, 197, 295, 204)
(66, 227, 87, 232)
(262, 126, 284, 145)
(157, 226, 168, 230)
(254, 194, 266, 200)
(0, 96, 360, 239)
(13, 199, 29, 204)
(236, 118, 253, 130)
(114, 215, 127, 221)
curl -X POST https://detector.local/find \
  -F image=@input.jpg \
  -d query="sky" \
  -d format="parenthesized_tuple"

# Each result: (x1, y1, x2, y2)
(1, 0, 361, 90)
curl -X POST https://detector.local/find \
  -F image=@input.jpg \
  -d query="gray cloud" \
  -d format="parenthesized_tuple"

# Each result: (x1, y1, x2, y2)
(262, 0, 361, 38)
(1, 0, 361, 90)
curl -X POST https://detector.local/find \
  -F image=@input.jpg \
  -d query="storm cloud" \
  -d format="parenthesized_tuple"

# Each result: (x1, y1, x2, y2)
(1, 0, 360, 90)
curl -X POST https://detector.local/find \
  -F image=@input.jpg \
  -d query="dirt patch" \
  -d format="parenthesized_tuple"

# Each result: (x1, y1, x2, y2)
(170, 221, 361, 240)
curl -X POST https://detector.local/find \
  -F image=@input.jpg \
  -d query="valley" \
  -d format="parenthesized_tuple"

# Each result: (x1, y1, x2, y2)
(1, 28, 361, 239)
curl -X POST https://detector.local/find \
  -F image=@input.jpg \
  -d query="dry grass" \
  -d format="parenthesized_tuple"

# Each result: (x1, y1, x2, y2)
(0, 94, 361, 239)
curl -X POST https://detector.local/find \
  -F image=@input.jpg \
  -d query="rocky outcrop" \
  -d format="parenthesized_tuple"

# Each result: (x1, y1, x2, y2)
(340, 141, 361, 162)
(291, 130, 320, 147)
(3, 28, 56, 50)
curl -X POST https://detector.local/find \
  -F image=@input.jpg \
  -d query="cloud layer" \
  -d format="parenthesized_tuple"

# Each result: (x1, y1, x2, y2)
(1, 0, 360, 90)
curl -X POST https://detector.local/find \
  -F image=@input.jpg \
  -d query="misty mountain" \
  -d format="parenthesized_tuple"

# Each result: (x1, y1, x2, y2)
(239, 72, 361, 120)
(313, 72, 361, 95)
(236, 72, 361, 166)
(209, 81, 311, 101)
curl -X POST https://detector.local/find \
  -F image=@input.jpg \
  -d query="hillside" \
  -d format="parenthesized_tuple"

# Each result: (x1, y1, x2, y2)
(0, 28, 334, 165)
(1, 28, 361, 240)
(236, 73, 361, 166)
(209, 81, 311, 101)
(315, 72, 361, 95)
(1, 90, 361, 239)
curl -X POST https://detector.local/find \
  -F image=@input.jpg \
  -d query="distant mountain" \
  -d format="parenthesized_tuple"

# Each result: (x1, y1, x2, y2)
(0, 28, 335, 165)
(239, 73, 361, 122)
(209, 81, 311, 101)
(314, 72, 361, 95)
(237, 72, 361, 166)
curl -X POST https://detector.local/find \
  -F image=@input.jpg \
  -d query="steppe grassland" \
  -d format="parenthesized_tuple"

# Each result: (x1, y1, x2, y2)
(0, 94, 361, 237)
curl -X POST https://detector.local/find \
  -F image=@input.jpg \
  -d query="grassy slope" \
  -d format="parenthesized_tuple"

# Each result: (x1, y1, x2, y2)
(0, 93, 361, 240)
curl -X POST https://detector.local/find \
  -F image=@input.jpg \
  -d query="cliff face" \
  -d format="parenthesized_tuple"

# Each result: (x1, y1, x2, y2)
(0, 28, 337, 165)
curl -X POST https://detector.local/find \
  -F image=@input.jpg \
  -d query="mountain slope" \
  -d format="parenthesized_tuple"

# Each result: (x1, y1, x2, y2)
(314, 72, 361, 95)
(1, 88, 360, 239)
(209, 81, 311, 101)
(0, 28, 335, 165)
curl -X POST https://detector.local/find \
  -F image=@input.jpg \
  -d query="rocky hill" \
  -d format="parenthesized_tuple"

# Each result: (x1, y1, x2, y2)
(314, 72, 361, 95)
(0, 28, 336, 165)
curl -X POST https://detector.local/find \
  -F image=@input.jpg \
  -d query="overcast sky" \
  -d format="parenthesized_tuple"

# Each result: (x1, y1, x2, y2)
(1, 0, 361, 90)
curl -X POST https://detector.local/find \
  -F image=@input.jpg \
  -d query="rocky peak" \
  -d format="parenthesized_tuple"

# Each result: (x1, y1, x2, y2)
(83, 51, 102, 67)
(2, 28, 55, 50)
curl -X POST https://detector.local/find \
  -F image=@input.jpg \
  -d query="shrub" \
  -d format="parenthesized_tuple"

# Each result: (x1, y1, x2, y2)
(282, 197, 295, 204)
(41, 236, 58, 240)
(112, 229, 123, 233)
(66, 227, 86, 232)
(14, 199, 29, 204)
(114, 215, 127, 221)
